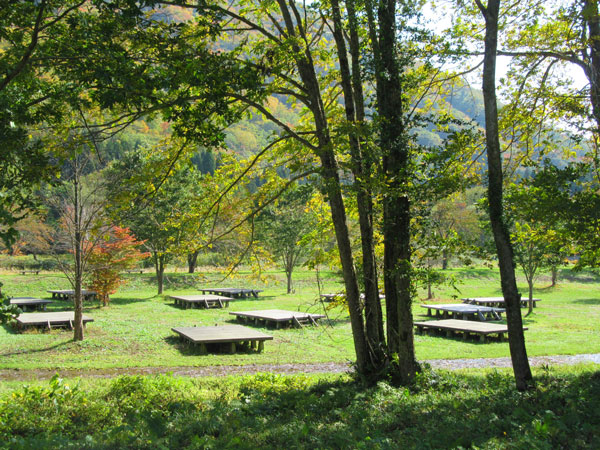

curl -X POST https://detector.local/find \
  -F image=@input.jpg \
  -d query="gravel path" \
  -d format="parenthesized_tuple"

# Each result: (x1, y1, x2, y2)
(1, 354, 599, 381)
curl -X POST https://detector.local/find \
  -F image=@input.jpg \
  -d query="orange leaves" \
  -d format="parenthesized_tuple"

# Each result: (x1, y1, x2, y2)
(87, 226, 149, 306)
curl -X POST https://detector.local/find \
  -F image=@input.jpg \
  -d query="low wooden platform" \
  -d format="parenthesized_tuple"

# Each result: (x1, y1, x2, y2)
(230, 309, 326, 328)
(10, 297, 53, 311)
(170, 294, 234, 309)
(421, 303, 505, 321)
(171, 325, 273, 353)
(414, 319, 527, 342)
(200, 287, 262, 298)
(15, 312, 93, 332)
(47, 289, 97, 301)
(462, 296, 541, 308)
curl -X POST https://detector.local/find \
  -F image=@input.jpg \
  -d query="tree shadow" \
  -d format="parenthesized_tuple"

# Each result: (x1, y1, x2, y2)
(571, 298, 600, 305)
(557, 269, 600, 284)
(0, 338, 72, 357)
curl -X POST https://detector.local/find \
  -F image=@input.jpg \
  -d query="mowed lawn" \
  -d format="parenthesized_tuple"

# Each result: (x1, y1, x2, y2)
(0, 266, 598, 370)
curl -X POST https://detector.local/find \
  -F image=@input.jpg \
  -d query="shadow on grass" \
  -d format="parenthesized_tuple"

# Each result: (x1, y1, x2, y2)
(107, 296, 158, 306)
(571, 298, 600, 305)
(0, 338, 72, 357)
(557, 269, 600, 284)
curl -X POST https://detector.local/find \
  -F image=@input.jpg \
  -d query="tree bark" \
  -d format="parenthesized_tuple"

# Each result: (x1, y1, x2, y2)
(584, 0, 600, 132)
(73, 167, 84, 341)
(187, 251, 199, 273)
(476, 0, 533, 391)
(154, 253, 165, 295)
(330, 0, 386, 369)
(377, 0, 418, 384)
(274, 0, 372, 375)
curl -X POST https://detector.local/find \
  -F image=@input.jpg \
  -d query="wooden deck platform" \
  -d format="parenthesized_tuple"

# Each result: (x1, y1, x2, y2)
(170, 294, 234, 309)
(462, 296, 541, 308)
(230, 309, 326, 328)
(10, 297, 53, 311)
(15, 312, 93, 332)
(421, 303, 505, 321)
(414, 319, 527, 342)
(47, 289, 97, 301)
(200, 287, 262, 298)
(171, 325, 273, 353)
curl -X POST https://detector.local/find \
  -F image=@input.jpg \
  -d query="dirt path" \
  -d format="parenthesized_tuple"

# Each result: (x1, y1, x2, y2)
(1, 354, 599, 381)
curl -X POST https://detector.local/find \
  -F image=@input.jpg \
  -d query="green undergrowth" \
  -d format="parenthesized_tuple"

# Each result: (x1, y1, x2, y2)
(0, 365, 599, 449)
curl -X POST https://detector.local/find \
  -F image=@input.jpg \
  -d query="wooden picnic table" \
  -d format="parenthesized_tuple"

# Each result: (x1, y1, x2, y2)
(170, 294, 234, 309)
(414, 319, 527, 342)
(200, 287, 262, 298)
(10, 297, 53, 311)
(171, 324, 273, 354)
(230, 309, 326, 328)
(47, 289, 97, 301)
(15, 312, 93, 332)
(462, 296, 541, 308)
(421, 303, 505, 321)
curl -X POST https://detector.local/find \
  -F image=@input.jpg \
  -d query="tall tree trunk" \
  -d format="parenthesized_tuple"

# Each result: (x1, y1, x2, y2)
(528, 277, 534, 314)
(584, 0, 600, 132)
(187, 251, 199, 273)
(154, 253, 164, 295)
(275, 0, 373, 376)
(551, 266, 558, 287)
(73, 169, 84, 341)
(377, 0, 418, 384)
(442, 250, 449, 270)
(476, 0, 534, 391)
(330, 0, 386, 369)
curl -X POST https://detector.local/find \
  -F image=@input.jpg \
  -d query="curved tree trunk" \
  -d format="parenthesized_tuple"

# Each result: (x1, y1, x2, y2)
(476, 0, 533, 391)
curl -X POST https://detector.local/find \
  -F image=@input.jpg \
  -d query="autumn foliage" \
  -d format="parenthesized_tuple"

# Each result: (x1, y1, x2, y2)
(87, 226, 149, 306)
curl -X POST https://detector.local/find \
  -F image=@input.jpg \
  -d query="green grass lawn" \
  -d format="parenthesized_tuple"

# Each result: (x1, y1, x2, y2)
(0, 266, 599, 371)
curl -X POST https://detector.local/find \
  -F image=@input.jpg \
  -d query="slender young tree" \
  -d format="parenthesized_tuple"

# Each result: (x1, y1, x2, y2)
(475, 0, 534, 390)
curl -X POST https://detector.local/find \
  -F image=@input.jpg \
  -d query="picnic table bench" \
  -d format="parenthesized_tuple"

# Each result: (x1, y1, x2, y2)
(10, 297, 53, 311)
(414, 319, 527, 342)
(15, 312, 93, 332)
(47, 289, 97, 301)
(462, 296, 541, 308)
(200, 287, 262, 298)
(170, 294, 234, 309)
(421, 303, 505, 321)
(230, 309, 326, 328)
(171, 324, 273, 354)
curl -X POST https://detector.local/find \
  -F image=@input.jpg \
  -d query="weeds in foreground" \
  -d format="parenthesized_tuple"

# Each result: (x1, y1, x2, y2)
(1, 367, 599, 449)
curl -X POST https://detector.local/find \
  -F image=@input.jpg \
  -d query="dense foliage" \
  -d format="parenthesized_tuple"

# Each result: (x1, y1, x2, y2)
(0, 368, 599, 448)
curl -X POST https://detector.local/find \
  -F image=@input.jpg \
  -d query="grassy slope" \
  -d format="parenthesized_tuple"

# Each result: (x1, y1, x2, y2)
(0, 266, 598, 370)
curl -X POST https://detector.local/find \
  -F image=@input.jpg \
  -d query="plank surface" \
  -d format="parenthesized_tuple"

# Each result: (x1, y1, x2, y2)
(10, 298, 53, 307)
(171, 325, 273, 343)
(414, 319, 527, 334)
(229, 309, 326, 322)
(16, 311, 93, 326)
(462, 296, 541, 306)
(170, 294, 233, 302)
(421, 303, 505, 314)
